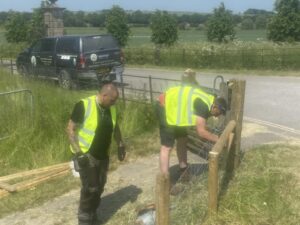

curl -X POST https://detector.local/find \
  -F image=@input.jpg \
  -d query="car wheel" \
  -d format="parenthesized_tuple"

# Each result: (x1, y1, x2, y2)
(59, 70, 77, 89)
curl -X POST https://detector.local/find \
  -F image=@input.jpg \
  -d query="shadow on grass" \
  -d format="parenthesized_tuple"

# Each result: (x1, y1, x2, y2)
(96, 185, 142, 224)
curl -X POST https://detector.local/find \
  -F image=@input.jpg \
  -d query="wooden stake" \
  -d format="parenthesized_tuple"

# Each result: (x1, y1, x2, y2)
(155, 172, 170, 225)
(0, 181, 16, 192)
(208, 152, 219, 214)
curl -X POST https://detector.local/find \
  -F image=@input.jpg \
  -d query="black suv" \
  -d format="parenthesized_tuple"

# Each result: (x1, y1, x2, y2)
(16, 35, 124, 89)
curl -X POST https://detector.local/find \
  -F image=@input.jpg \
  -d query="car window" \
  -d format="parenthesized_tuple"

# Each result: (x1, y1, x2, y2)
(32, 40, 42, 52)
(82, 36, 118, 52)
(40, 39, 56, 52)
(56, 38, 79, 54)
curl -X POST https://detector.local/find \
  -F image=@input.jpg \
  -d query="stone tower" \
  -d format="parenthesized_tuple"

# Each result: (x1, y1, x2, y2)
(42, 0, 65, 37)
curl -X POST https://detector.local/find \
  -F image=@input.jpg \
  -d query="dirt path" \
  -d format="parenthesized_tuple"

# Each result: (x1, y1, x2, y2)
(0, 122, 299, 225)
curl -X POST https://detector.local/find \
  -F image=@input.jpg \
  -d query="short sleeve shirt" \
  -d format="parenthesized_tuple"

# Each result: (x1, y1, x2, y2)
(193, 98, 210, 119)
(70, 101, 113, 160)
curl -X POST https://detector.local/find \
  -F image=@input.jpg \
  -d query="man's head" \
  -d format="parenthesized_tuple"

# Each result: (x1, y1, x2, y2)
(181, 68, 199, 85)
(210, 97, 227, 117)
(97, 83, 119, 108)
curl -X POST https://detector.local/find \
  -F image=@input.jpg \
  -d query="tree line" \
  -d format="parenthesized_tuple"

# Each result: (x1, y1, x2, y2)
(2, 0, 300, 47)
(0, 8, 273, 29)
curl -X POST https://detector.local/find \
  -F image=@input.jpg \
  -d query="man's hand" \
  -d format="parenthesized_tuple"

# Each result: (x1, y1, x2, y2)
(118, 143, 126, 161)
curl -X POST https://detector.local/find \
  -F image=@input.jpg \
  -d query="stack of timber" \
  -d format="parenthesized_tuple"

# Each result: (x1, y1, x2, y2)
(0, 162, 70, 199)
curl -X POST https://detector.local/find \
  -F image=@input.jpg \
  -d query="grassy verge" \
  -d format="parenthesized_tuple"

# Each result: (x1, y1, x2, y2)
(174, 144, 300, 225)
(0, 67, 158, 218)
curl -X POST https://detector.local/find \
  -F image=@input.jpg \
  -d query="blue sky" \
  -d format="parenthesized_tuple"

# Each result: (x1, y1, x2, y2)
(0, 0, 276, 13)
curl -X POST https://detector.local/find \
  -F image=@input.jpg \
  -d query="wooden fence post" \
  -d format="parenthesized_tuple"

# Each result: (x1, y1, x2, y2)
(120, 73, 125, 104)
(229, 79, 246, 168)
(208, 152, 219, 214)
(149, 75, 153, 104)
(156, 172, 170, 225)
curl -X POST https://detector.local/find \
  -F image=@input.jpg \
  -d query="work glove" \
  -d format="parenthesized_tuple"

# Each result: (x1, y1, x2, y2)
(117, 143, 126, 161)
(73, 152, 89, 171)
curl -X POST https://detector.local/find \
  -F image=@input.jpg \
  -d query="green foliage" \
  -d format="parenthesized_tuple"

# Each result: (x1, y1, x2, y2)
(207, 3, 236, 43)
(241, 18, 254, 30)
(150, 11, 178, 47)
(4, 12, 29, 43)
(124, 41, 300, 70)
(105, 5, 130, 47)
(267, 0, 300, 41)
(255, 15, 268, 29)
(4, 8, 45, 44)
(26, 8, 47, 44)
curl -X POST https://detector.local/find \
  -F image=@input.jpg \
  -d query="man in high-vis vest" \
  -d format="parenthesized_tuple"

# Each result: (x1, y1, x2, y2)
(67, 83, 125, 225)
(157, 70, 227, 181)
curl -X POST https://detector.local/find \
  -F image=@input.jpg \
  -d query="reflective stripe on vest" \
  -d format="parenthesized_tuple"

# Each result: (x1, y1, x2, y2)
(70, 95, 117, 153)
(165, 86, 214, 126)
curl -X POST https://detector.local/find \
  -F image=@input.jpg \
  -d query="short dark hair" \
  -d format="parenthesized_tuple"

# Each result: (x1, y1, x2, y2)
(214, 97, 227, 115)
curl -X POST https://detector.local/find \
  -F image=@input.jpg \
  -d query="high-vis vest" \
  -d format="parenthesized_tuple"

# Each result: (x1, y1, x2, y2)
(165, 86, 214, 126)
(70, 95, 117, 153)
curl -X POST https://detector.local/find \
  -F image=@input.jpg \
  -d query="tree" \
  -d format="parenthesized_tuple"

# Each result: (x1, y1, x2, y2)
(4, 12, 29, 43)
(241, 17, 254, 30)
(206, 3, 236, 42)
(105, 5, 130, 47)
(267, 0, 300, 41)
(150, 10, 178, 47)
(26, 8, 47, 44)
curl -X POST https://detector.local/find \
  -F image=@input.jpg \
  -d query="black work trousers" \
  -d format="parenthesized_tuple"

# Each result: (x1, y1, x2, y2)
(78, 154, 109, 225)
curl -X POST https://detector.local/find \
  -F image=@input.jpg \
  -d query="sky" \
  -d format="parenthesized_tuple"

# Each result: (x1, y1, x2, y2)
(0, 0, 276, 13)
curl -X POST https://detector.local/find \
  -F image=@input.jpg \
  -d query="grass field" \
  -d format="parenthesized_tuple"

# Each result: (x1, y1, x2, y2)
(65, 27, 268, 47)
(0, 26, 268, 47)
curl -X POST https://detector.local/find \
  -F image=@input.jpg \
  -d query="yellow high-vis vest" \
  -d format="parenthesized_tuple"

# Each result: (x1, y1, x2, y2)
(165, 86, 214, 126)
(70, 95, 117, 153)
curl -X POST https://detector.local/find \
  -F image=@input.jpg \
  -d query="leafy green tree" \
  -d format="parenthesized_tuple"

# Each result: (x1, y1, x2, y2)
(255, 15, 268, 29)
(206, 3, 236, 42)
(267, 0, 300, 41)
(26, 8, 47, 44)
(4, 12, 29, 43)
(241, 17, 254, 30)
(150, 10, 178, 47)
(105, 5, 130, 47)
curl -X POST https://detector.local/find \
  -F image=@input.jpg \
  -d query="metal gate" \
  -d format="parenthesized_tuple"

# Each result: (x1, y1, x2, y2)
(0, 89, 33, 140)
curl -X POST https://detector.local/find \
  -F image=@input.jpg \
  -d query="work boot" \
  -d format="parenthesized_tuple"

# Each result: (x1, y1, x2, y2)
(178, 166, 190, 183)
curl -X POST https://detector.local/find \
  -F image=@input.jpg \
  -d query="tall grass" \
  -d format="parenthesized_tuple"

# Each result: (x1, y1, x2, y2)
(0, 68, 157, 175)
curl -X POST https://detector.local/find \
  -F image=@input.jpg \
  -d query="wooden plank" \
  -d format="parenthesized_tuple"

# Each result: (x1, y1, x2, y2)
(0, 162, 69, 182)
(211, 120, 236, 155)
(12, 168, 70, 192)
(227, 133, 234, 152)
(0, 181, 16, 192)
(0, 189, 10, 199)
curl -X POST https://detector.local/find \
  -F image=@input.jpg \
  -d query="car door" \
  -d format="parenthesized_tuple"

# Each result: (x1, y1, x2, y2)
(38, 38, 56, 77)
(30, 40, 42, 76)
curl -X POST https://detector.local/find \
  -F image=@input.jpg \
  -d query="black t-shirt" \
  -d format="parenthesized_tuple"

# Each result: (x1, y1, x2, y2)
(193, 98, 210, 119)
(70, 101, 113, 160)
